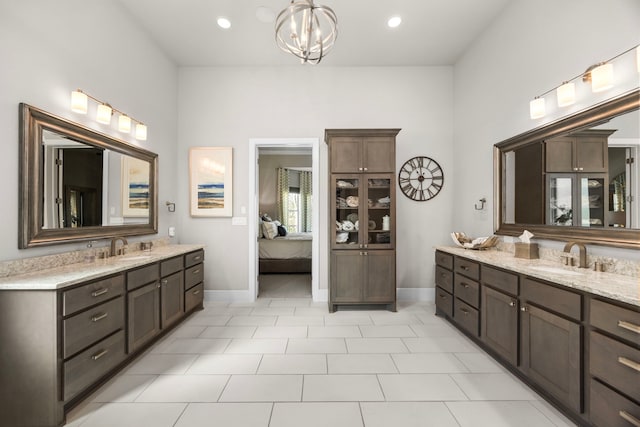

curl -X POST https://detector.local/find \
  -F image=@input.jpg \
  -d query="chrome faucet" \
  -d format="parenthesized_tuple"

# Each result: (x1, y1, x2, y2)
(563, 241, 588, 268)
(110, 236, 128, 257)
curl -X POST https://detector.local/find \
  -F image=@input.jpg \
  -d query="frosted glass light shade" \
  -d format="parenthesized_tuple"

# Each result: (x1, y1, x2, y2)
(591, 63, 614, 92)
(556, 82, 575, 107)
(71, 90, 88, 114)
(530, 98, 545, 119)
(96, 104, 112, 124)
(118, 115, 132, 133)
(135, 123, 147, 140)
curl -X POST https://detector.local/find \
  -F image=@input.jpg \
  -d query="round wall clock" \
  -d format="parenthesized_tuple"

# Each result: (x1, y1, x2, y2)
(398, 156, 444, 201)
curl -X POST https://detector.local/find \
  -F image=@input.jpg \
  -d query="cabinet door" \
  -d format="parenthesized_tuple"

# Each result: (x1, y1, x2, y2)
(520, 304, 582, 412)
(330, 137, 362, 173)
(366, 175, 394, 249)
(575, 137, 607, 172)
(545, 137, 574, 172)
(364, 250, 395, 303)
(332, 175, 362, 248)
(363, 137, 395, 172)
(481, 286, 518, 365)
(127, 281, 161, 353)
(160, 271, 184, 329)
(330, 251, 364, 303)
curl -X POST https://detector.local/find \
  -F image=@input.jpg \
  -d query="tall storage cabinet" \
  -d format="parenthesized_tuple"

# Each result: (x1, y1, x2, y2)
(326, 129, 400, 313)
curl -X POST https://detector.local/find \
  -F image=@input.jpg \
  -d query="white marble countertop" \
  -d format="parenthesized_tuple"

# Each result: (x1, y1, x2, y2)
(0, 244, 205, 291)
(436, 246, 640, 308)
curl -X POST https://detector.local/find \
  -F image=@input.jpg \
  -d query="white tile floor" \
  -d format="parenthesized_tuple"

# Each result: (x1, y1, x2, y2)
(65, 299, 578, 427)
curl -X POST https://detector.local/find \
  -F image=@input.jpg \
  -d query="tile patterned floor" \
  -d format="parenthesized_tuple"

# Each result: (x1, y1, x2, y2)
(65, 299, 577, 427)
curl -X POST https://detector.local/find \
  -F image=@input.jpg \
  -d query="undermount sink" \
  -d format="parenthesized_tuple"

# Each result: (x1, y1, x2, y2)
(115, 255, 153, 262)
(529, 266, 582, 276)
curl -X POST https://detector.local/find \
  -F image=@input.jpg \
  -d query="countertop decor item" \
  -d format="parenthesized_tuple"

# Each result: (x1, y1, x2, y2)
(450, 232, 498, 250)
(398, 156, 444, 201)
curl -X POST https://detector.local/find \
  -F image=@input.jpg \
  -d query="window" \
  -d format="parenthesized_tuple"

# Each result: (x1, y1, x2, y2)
(287, 188, 300, 233)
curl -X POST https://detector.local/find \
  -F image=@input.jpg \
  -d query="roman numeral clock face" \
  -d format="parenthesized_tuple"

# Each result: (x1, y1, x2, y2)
(398, 156, 444, 201)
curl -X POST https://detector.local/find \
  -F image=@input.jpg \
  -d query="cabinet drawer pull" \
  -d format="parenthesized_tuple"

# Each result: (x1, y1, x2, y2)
(161, 279, 168, 285)
(438, 293, 447, 299)
(192, 269, 201, 274)
(520, 306, 528, 312)
(460, 266, 469, 271)
(192, 290, 201, 295)
(618, 356, 640, 373)
(441, 273, 447, 278)
(620, 410, 640, 427)
(193, 256, 201, 261)
(91, 312, 108, 322)
(509, 301, 516, 307)
(460, 282, 470, 288)
(91, 349, 108, 361)
(156, 283, 161, 288)
(618, 320, 640, 335)
(459, 308, 469, 315)
(91, 288, 108, 297)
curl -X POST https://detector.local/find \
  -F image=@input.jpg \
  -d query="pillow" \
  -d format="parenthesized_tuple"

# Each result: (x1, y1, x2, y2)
(258, 218, 264, 238)
(262, 221, 278, 239)
(277, 225, 287, 236)
(261, 214, 272, 222)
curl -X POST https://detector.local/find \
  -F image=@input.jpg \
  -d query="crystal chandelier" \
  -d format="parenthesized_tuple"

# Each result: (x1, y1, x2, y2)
(275, 0, 338, 64)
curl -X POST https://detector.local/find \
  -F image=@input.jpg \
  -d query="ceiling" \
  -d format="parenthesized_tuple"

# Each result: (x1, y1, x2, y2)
(117, 0, 511, 67)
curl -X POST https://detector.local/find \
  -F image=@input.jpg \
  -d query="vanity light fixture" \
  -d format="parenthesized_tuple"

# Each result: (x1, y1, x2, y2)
(528, 44, 638, 120)
(70, 89, 148, 140)
(275, 0, 338, 64)
(556, 81, 575, 107)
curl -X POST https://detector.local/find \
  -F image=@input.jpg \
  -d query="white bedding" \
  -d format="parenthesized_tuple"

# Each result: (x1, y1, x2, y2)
(259, 232, 312, 259)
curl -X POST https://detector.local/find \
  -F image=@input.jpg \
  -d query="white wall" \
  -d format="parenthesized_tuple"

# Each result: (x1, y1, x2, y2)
(454, 0, 640, 259)
(0, 1, 178, 261)
(178, 66, 454, 292)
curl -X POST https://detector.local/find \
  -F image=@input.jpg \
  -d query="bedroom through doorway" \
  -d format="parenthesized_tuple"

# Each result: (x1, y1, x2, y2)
(248, 138, 320, 302)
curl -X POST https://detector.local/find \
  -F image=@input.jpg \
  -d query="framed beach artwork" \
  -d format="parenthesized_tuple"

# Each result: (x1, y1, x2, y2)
(189, 147, 233, 217)
(122, 156, 150, 217)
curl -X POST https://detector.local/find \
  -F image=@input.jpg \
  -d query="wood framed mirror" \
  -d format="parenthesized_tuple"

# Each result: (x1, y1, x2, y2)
(494, 89, 640, 248)
(19, 103, 158, 248)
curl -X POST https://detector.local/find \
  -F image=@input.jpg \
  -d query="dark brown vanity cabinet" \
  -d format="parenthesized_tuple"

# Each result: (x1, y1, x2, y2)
(184, 249, 205, 312)
(127, 264, 161, 353)
(589, 298, 640, 427)
(519, 280, 582, 413)
(481, 266, 519, 366)
(435, 251, 454, 317)
(452, 257, 480, 337)
(160, 256, 185, 329)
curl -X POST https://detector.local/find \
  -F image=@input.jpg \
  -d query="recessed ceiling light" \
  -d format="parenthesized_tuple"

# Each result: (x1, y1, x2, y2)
(256, 6, 276, 23)
(217, 17, 231, 29)
(387, 16, 402, 28)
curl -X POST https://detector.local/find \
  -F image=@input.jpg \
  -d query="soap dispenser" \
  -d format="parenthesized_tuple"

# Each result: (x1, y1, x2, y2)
(84, 241, 97, 263)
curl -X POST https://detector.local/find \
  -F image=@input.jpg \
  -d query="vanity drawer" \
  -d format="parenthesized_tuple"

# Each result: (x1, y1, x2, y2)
(185, 263, 204, 290)
(63, 330, 126, 402)
(590, 378, 640, 427)
(591, 298, 640, 345)
(185, 250, 205, 268)
(62, 274, 124, 316)
(435, 266, 453, 293)
(482, 265, 518, 296)
(161, 256, 184, 278)
(185, 283, 204, 312)
(435, 251, 453, 270)
(454, 298, 479, 337)
(521, 277, 581, 321)
(590, 330, 640, 400)
(63, 296, 125, 359)
(127, 263, 160, 291)
(454, 275, 480, 308)
(454, 257, 480, 281)
(435, 287, 453, 317)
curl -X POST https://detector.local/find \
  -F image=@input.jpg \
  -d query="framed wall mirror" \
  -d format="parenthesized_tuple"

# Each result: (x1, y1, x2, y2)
(494, 89, 640, 248)
(19, 103, 158, 248)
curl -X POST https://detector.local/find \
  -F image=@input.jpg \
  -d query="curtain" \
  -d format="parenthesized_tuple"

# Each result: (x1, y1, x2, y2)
(300, 170, 312, 232)
(276, 167, 289, 226)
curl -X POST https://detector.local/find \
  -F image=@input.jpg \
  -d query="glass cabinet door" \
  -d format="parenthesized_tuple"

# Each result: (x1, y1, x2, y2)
(579, 176, 605, 227)
(334, 176, 360, 247)
(548, 175, 574, 226)
(366, 176, 393, 248)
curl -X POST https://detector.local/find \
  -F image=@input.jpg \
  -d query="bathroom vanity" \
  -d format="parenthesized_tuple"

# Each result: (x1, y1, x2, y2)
(0, 244, 204, 427)
(435, 247, 639, 427)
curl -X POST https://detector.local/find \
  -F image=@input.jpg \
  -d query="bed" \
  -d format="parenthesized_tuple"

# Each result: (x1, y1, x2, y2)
(259, 232, 312, 273)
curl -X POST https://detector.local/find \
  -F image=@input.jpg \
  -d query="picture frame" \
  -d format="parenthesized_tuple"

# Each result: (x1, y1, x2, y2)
(121, 156, 150, 217)
(189, 147, 233, 217)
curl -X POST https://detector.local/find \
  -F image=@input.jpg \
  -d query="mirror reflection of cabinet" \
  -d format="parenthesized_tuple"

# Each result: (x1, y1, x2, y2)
(545, 130, 612, 173)
(547, 174, 607, 227)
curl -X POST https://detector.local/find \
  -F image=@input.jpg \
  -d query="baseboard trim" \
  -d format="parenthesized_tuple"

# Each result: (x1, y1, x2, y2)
(314, 288, 328, 303)
(204, 290, 254, 303)
(396, 287, 435, 302)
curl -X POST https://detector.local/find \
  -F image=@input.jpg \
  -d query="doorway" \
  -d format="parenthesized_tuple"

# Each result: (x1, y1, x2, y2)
(248, 138, 320, 302)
